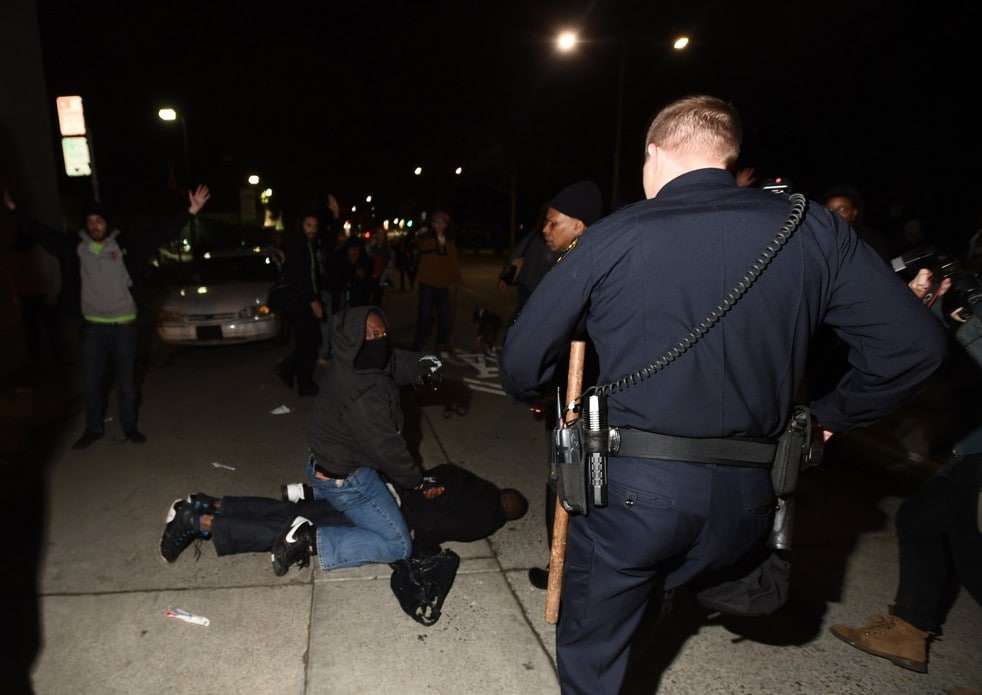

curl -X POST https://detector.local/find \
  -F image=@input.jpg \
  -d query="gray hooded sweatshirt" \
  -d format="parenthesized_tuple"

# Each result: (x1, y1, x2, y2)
(77, 230, 137, 322)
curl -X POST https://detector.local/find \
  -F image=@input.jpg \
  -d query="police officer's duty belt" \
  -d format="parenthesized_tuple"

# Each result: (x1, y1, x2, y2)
(609, 428, 775, 468)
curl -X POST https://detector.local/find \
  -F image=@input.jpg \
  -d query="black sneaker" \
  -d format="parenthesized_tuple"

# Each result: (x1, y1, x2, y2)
(188, 493, 219, 514)
(528, 567, 549, 590)
(72, 430, 103, 450)
(160, 498, 203, 563)
(271, 516, 315, 576)
(124, 430, 147, 444)
(280, 483, 314, 503)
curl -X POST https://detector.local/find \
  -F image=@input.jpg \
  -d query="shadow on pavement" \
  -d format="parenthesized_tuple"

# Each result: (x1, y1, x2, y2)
(0, 368, 74, 695)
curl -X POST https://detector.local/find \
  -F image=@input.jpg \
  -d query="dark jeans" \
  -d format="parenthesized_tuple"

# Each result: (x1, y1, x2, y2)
(893, 455, 982, 633)
(211, 496, 350, 556)
(286, 308, 321, 388)
(82, 321, 137, 434)
(414, 284, 451, 350)
(557, 458, 773, 694)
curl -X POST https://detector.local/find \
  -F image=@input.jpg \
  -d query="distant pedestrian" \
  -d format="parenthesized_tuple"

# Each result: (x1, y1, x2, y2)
(413, 210, 461, 355)
(4, 184, 212, 448)
(278, 213, 324, 396)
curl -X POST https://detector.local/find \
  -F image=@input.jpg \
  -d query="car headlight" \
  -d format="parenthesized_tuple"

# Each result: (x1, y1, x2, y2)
(238, 304, 272, 319)
(159, 309, 185, 323)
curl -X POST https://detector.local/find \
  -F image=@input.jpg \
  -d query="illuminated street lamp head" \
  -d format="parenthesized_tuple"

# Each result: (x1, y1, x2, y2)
(365, 195, 373, 203)
(455, 166, 463, 175)
(673, 36, 690, 50)
(247, 174, 260, 185)
(414, 166, 423, 176)
(556, 30, 578, 53)
(158, 108, 178, 122)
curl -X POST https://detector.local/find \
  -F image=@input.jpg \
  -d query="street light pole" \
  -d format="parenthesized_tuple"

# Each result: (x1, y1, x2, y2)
(158, 107, 190, 181)
(610, 42, 627, 209)
(179, 114, 190, 180)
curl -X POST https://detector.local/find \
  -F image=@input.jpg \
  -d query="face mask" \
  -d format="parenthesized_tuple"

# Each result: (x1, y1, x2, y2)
(354, 337, 391, 370)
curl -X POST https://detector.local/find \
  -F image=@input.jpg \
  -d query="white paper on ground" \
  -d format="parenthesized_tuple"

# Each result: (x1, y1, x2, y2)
(163, 608, 210, 626)
(271, 405, 291, 415)
(211, 462, 236, 471)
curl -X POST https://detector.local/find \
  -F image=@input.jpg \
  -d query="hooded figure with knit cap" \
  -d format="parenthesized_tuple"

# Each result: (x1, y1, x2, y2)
(268, 305, 446, 576)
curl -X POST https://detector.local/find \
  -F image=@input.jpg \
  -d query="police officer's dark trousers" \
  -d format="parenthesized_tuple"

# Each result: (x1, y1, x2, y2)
(556, 456, 773, 694)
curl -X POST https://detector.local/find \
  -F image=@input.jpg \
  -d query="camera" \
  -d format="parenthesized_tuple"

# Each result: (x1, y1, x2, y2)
(890, 246, 982, 319)
(760, 177, 793, 195)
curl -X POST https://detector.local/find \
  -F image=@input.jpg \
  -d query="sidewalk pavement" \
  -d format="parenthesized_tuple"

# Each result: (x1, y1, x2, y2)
(25, 256, 982, 694)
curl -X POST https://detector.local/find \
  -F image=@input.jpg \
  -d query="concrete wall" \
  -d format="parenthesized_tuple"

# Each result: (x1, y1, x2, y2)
(0, 0, 62, 378)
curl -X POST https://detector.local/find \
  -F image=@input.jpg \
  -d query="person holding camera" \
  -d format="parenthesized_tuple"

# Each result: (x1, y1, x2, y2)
(501, 95, 946, 694)
(829, 268, 982, 676)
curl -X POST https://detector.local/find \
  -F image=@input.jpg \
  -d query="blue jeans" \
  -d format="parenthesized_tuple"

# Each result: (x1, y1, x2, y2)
(413, 285, 451, 350)
(306, 461, 411, 570)
(82, 321, 138, 434)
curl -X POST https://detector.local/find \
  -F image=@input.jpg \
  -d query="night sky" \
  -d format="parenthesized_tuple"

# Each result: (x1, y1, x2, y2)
(37, 0, 978, 247)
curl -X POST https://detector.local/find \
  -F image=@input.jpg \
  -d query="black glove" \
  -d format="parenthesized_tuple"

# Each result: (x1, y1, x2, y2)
(416, 355, 443, 386)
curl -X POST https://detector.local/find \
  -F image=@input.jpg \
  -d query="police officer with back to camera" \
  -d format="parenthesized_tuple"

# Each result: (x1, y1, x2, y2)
(499, 95, 947, 694)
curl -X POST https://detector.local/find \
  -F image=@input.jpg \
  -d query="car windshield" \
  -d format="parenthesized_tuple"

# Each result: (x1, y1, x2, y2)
(187, 254, 277, 284)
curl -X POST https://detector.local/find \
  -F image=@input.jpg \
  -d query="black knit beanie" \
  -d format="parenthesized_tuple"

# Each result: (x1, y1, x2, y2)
(549, 181, 603, 226)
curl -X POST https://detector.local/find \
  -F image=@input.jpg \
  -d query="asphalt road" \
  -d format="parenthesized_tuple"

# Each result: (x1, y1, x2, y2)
(16, 254, 982, 694)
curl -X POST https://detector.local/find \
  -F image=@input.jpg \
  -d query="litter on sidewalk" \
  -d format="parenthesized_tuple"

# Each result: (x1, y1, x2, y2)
(271, 405, 291, 415)
(163, 608, 210, 626)
(211, 462, 236, 471)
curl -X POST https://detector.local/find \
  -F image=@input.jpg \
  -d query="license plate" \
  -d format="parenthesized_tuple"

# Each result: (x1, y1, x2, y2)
(196, 325, 223, 340)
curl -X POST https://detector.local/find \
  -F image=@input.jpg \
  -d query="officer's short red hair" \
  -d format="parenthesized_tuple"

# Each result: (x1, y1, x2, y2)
(644, 95, 741, 166)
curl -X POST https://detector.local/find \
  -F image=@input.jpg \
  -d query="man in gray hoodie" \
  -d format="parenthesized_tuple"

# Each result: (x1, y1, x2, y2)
(4, 185, 211, 448)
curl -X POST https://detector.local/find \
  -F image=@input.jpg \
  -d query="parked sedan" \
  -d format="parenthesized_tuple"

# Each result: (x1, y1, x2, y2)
(156, 250, 280, 345)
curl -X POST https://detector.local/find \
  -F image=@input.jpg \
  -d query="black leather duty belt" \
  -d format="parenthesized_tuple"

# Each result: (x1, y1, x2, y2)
(609, 428, 775, 469)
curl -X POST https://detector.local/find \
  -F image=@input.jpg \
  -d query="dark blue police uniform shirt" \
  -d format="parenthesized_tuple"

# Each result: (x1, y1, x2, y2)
(500, 168, 946, 438)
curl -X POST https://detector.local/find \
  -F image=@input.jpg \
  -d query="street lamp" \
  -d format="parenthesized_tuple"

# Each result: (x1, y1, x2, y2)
(455, 166, 463, 175)
(157, 106, 190, 178)
(414, 166, 423, 176)
(556, 30, 578, 53)
(555, 34, 690, 206)
(366, 195, 373, 203)
(247, 174, 260, 185)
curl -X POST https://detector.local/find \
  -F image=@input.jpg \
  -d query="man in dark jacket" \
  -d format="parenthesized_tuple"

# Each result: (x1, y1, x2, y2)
(3, 185, 211, 448)
(270, 305, 446, 575)
(158, 464, 529, 563)
(278, 213, 324, 396)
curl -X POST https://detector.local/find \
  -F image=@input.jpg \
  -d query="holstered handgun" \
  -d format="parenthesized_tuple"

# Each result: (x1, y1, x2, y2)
(768, 405, 821, 550)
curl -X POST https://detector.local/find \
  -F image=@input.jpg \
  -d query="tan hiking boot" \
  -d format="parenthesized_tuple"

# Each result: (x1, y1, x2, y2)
(829, 614, 930, 673)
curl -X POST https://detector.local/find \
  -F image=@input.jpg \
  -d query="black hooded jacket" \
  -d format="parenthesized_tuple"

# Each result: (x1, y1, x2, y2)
(306, 305, 424, 488)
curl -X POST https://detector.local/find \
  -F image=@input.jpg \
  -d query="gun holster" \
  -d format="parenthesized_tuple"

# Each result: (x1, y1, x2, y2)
(552, 419, 589, 514)
(768, 405, 820, 550)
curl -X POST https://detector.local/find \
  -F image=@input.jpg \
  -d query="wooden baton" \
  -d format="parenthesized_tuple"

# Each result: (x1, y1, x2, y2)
(545, 340, 587, 625)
